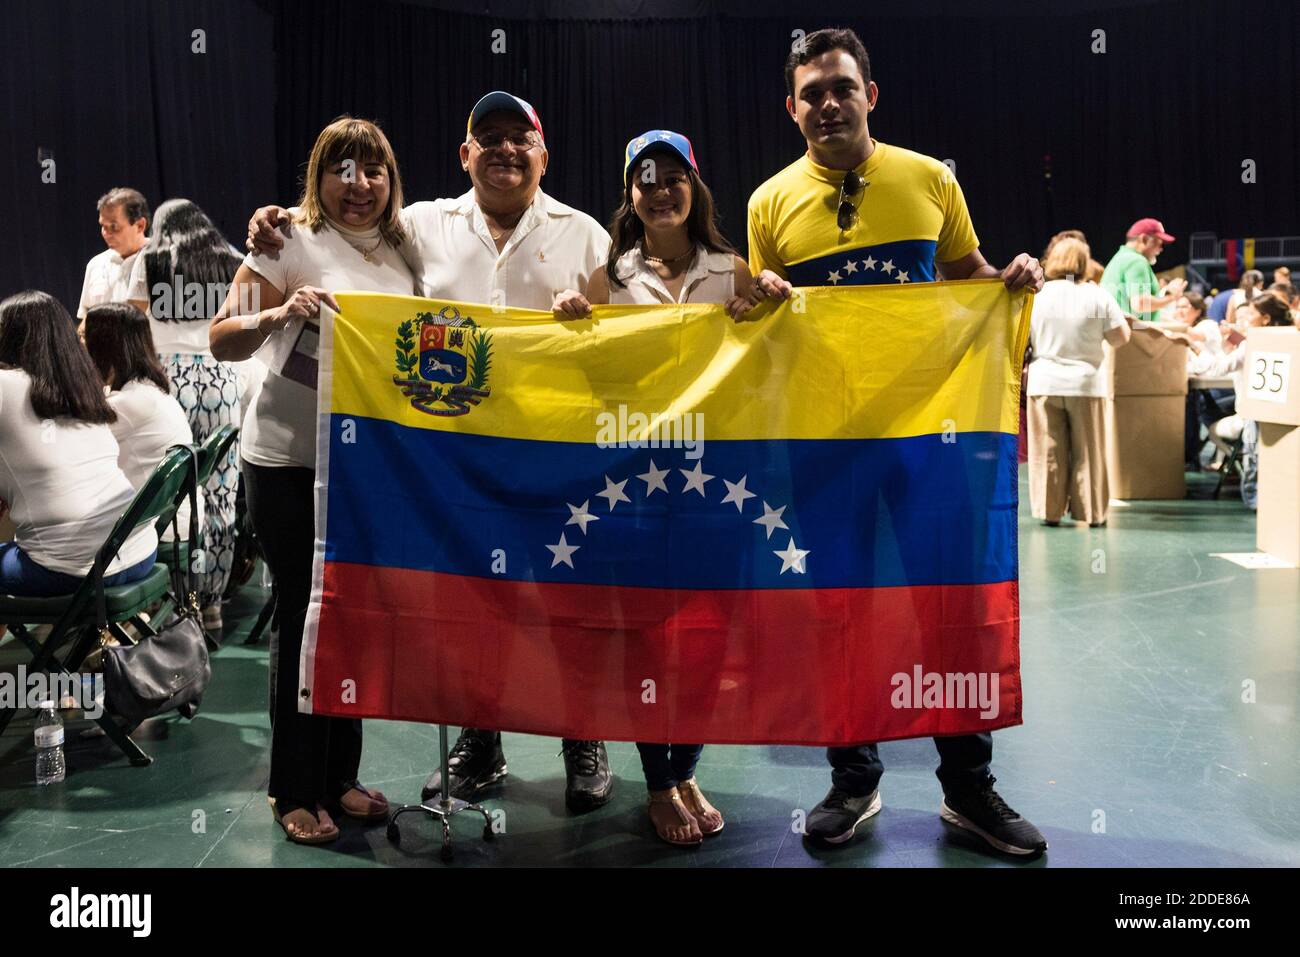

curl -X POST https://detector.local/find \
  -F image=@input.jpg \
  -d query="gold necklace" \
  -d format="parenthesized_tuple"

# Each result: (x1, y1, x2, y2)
(644, 246, 695, 267)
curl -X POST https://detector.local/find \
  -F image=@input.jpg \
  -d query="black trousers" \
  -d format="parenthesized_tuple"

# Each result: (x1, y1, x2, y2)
(245, 461, 362, 807)
(828, 733, 993, 797)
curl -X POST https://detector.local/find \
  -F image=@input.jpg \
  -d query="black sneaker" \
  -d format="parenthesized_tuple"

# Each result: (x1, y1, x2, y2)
(805, 787, 882, 844)
(940, 777, 1047, 857)
(560, 739, 613, 812)
(421, 729, 507, 802)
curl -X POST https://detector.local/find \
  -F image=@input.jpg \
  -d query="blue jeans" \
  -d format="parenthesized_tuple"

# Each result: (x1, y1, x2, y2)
(637, 742, 704, 791)
(0, 542, 156, 596)
(828, 732, 993, 797)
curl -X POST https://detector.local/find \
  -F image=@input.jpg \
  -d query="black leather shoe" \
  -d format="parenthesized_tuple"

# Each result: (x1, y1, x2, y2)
(805, 787, 882, 845)
(421, 729, 507, 802)
(940, 776, 1047, 857)
(560, 739, 613, 812)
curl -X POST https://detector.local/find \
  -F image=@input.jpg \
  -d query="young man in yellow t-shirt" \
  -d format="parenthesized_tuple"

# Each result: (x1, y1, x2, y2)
(741, 27, 1047, 858)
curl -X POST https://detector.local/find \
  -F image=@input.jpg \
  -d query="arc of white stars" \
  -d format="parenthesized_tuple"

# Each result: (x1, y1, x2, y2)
(596, 474, 630, 511)
(565, 500, 599, 534)
(862, 256, 877, 271)
(827, 270, 842, 284)
(896, 270, 909, 283)
(721, 475, 756, 512)
(679, 461, 714, 496)
(637, 459, 669, 496)
(547, 532, 580, 569)
(880, 259, 895, 275)
(842, 259, 858, 274)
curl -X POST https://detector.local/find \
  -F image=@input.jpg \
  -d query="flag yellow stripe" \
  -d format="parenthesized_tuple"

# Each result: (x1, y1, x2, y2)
(328, 279, 1030, 442)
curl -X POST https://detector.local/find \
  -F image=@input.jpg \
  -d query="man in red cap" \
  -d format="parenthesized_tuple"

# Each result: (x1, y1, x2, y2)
(1100, 218, 1186, 322)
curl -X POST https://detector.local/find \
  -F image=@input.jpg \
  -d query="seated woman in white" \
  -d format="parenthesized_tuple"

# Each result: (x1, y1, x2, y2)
(84, 303, 201, 541)
(0, 291, 157, 596)
(1190, 293, 1295, 452)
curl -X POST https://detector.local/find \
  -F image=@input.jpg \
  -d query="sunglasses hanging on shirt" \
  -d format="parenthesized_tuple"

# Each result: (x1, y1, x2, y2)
(837, 170, 866, 231)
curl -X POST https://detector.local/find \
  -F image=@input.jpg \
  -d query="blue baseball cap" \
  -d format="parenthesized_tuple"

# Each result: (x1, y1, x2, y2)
(467, 91, 545, 143)
(623, 130, 698, 179)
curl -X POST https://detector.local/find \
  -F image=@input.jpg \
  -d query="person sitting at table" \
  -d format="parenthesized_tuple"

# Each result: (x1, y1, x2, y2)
(0, 291, 158, 596)
(1189, 293, 1294, 497)
(1177, 292, 1231, 469)
(83, 303, 200, 539)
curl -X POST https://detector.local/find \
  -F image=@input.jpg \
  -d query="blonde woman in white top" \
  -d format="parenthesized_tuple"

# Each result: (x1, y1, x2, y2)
(555, 130, 753, 847)
(1027, 237, 1131, 527)
(211, 117, 415, 846)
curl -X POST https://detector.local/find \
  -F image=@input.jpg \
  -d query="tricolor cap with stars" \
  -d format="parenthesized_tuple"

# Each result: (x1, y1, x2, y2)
(467, 91, 545, 144)
(623, 129, 698, 180)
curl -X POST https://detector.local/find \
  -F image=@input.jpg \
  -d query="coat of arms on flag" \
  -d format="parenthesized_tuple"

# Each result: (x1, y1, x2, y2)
(391, 304, 492, 416)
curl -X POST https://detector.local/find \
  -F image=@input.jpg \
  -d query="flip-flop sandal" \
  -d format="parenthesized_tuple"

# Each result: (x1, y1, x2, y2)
(677, 779, 725, 836)
(271, 798, 339, 845)
(647, 791, 703, 847)
(329, 782, 390, 822)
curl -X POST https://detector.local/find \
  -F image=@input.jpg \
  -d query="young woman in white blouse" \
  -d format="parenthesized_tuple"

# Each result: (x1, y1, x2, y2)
(83, 303, 199, 538)
(556, 130, 753, 846)
(211, 117, 415, 846)
(0, 292, 157, 595)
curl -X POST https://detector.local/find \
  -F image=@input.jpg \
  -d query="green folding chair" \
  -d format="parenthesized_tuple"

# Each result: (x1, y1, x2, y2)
(0, 445, 199, 766)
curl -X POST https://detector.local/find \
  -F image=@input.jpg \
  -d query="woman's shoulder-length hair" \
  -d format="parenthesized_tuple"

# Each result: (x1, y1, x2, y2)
(295, 116, 407, 249)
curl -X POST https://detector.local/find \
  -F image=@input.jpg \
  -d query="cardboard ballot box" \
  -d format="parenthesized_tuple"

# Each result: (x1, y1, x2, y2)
(1104, 324, 1188, 499)
(1236, 326, 1300, 564)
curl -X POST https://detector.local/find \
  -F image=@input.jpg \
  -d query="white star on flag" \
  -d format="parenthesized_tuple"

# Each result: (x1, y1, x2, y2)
(881, 259, 895, 275)
(721, 475, 756, 512)
(774, 538, 810, 574)
(596, 475, 630, 510)
(679, 461, 714, 496)
(753, 501, 788, 539)
(896, 270, 909, 283)
(637, 459, 670, 496)
(863, 256, 877, 270)
(827, 270, 841, 284)
(547, 532, 580, 569)
(565, 500, 599, 534)
(842, 259, 858, 274)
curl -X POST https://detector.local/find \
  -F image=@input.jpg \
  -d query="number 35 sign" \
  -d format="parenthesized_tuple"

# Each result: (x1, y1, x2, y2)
(1247, 351, 1292, 404)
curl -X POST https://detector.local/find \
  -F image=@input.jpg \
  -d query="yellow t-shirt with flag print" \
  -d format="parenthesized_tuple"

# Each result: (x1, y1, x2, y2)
(747, 140, 980, 287)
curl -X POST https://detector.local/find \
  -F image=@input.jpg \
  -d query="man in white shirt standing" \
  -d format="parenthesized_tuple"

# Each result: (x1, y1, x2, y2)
(247, 92, 613, 814)
(77, 187, 150, 322)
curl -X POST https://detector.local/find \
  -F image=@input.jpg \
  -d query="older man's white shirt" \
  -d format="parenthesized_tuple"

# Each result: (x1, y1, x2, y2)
(400, 189, 609, 311)
(76, 247, 141, 318)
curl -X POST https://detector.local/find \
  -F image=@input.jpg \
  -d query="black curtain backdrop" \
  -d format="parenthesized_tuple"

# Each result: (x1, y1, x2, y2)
(4, 0, 1298, 312)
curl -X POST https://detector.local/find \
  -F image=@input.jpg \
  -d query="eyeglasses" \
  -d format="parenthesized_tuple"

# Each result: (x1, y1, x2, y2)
(470, 131, 542, 152)
(837, 170, 865, 230)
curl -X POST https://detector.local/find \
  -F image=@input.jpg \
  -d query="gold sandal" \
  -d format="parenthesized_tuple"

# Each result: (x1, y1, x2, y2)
(648, 788, 703, 846)
(677, 779, 724, 836)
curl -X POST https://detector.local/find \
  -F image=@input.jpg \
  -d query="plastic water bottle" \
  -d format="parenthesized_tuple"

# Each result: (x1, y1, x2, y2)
(35, 702, 66, 785)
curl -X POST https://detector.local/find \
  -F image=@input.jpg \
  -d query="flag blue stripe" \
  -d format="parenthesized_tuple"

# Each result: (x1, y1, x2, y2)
(323, 415, 1017, 590)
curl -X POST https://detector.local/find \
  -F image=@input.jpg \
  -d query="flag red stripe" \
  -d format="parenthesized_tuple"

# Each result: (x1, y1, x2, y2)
(307, 562, 1022, 746)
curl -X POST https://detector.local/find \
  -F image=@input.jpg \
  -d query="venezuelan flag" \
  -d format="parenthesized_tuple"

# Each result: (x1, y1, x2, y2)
(302, 281, 1030, 746)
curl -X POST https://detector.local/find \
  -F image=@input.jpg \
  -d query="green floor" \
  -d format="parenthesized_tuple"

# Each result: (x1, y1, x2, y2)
(3, 467, 1298, 867)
